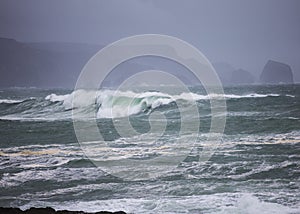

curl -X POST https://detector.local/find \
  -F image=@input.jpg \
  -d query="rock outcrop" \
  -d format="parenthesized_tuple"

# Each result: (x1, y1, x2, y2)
(0, 207, 126, 214)
(213, 63, 255, 85)
(0, 38, 102, 88)
(230, 69, 255, 85)
(260, 60, 294, 84)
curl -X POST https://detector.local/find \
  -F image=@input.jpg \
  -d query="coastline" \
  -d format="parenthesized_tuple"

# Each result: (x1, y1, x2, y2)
(0, 207, 127, 214)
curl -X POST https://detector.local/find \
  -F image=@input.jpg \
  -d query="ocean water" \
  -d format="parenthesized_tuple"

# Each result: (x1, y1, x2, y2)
(0, 85, 299, 213)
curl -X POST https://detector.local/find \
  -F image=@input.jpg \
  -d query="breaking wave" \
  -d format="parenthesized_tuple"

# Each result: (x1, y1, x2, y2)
(44, 90, 290, 118)
(0, 89, 295, 120)
(0, 99, 27, 104)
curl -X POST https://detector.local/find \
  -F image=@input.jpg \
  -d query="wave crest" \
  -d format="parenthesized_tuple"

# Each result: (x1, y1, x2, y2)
(0, 89, 295, 121)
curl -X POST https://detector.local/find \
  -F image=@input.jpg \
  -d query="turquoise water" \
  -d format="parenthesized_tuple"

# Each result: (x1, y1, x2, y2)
(0, 85, 299, 213)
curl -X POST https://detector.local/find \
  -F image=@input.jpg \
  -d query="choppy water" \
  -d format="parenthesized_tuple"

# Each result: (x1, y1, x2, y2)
(0, 85, 299, 213)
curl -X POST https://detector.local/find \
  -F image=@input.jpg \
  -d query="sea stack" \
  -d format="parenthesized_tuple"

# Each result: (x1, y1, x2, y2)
(260, 60, 294, 84)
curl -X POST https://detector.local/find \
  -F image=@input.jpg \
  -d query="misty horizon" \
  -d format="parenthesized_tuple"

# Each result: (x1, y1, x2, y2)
(1, 1, 300, 213)
(0, 36, 299, 88)
(0, 0, 300, 88)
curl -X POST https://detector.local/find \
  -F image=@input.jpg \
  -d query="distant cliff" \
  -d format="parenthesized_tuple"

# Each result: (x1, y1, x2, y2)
(0, 38, 102, 88)
(5, 38, 293, 87)
(0, 38, 246, 88)
(0, 38, 158, 88)
(230, 69, 255, 85)
(260, 60, 294, 84)
(213, 62, 255, 85)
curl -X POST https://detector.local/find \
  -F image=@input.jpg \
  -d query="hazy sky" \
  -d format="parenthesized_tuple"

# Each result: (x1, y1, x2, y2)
(0, 0, 299, 81)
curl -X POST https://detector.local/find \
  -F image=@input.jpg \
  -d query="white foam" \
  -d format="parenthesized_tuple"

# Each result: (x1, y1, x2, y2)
(45, 90, 174, 118)
(0, 99, 24, 104)
(228, 160, 295, 180)
(45, 94, 69, 102)
(19, 193, 299, 214)
(43, 90, 288, 119)
(46, 90, 97, 110)
(217, 194, 300, 214)
(286, 94, 295, 98)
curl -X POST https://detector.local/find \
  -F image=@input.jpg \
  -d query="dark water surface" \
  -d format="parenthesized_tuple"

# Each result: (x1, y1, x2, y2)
(0, 85, 299, 213)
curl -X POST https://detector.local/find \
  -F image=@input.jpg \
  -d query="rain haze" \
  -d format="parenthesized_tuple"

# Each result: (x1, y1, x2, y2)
(1, 1, 300, 213)
(0, 0, 299, 87)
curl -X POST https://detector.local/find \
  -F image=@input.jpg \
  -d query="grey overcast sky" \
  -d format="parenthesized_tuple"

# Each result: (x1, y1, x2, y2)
(0, 0, 300, 81)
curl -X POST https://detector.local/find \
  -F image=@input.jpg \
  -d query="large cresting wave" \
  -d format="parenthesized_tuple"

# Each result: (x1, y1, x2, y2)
(0, 89, 295, 120)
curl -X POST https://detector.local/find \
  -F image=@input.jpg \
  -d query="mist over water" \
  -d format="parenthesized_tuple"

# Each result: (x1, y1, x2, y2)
(0, 0, 300, 213)
(1, 0, 300, 88)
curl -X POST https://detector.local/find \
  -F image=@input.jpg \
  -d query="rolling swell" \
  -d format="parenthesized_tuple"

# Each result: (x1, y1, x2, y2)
(0, 88, 297, 121)
(0, 85, 299, 213)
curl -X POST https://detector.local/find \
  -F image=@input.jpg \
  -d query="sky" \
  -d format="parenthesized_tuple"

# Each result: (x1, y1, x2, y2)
(0, 0, 300, 82)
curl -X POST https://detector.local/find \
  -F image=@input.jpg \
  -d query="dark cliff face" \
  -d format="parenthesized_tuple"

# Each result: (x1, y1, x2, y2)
(0, 207, 126, 214)
(0, 38, 102, 88)
(230, 69, 255, 84)
(213, 63, 255, 85)
(0, 38, 196, 88)
(260, 60, 294, 84)
(230, 69, 255, 85)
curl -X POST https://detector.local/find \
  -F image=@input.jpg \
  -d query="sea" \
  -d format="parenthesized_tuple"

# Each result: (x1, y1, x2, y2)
(0, 84, 299, 213)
